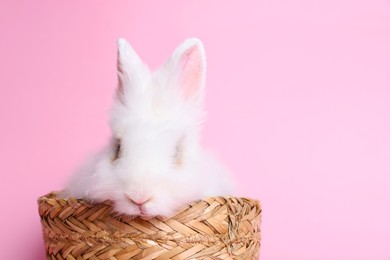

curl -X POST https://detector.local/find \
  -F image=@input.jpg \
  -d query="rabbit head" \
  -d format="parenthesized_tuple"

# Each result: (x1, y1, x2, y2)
(85, 38, 212, 218)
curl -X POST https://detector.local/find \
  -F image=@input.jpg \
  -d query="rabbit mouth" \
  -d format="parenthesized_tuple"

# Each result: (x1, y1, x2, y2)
(130, 203, 151, 218)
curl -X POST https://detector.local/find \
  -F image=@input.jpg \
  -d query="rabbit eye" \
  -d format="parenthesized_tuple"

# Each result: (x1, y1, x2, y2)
(113, 139, 121, 161)
(173, 139, 184, 166)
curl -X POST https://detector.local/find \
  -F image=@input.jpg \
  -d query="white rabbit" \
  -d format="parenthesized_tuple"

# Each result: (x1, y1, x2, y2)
(61, 37, 235, 218)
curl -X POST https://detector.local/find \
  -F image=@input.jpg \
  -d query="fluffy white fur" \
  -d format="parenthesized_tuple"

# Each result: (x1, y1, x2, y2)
(61, 38, 235, 218)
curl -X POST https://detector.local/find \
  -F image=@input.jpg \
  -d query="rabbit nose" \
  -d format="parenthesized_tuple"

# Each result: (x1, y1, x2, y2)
(126, 195, 151, 205)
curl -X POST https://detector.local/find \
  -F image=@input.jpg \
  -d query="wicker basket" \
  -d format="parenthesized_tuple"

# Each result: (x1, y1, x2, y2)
(38, 193, 261, 260)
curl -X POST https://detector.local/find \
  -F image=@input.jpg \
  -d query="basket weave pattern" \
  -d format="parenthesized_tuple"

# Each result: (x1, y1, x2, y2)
(38, 193, 261, 259)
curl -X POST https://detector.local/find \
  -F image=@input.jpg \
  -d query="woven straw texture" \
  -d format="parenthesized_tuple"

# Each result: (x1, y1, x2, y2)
(38, 193, 261, 260)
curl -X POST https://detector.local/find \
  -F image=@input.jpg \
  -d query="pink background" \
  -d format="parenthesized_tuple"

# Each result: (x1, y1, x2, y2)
(1, 1, 390, 259)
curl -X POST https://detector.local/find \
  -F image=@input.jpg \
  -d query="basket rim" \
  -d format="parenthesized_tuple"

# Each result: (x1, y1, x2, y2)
(37, 191, 261, 221)
(38, 191, 261, 207)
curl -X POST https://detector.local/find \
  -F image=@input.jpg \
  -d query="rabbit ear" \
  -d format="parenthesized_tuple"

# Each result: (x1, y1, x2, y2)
(167, 38, 206, 101)
(116, 38, 148, 98)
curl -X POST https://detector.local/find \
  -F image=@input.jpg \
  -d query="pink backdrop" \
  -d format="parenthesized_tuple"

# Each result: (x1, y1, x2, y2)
(1, 1, 390, 259)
